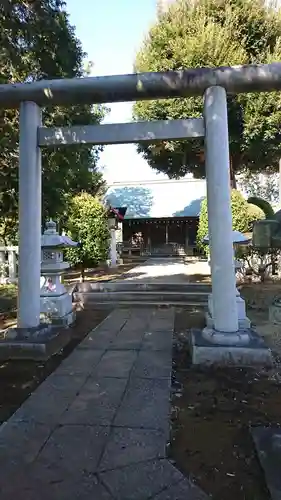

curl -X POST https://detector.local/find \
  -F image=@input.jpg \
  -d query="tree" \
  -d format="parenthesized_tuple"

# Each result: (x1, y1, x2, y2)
(0, 0, 106, 243)
(106, 187, 154, 218)
(196, 190, 264, 251)
(238, 170, 279, 204)
(133, 0, 281, 186)
(173, 197, 205, 216)
(65, 193, 109, 279)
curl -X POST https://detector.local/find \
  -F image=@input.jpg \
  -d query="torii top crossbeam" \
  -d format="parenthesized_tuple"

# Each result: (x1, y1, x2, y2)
(1, 62, 281, 108)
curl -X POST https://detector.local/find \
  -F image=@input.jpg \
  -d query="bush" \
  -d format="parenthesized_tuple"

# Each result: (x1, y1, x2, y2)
(247, 203, 266, 230)
(247, 196, 275, 219)
(197, 190, 265, 251)
(64, 193, 109, 276)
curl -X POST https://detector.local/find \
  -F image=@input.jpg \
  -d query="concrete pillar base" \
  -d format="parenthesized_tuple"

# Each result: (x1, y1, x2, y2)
(190, 328, 273, 367)
(205, 312, 251, 330)
(207, 293, 251, 330)
(0, 324, 72, 360)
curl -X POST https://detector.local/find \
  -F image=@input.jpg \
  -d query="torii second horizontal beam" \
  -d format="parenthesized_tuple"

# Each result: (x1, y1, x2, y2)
(38, 118, 205, 147)
(1, 62, 281, 108)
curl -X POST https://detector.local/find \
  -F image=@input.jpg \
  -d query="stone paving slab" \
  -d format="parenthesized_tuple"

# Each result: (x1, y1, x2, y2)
(78, 326, 121, 350)
(60, 376, 128, 426)
(109, 327, 145, 350)
(251, 426, 281, 500)
(99, 427, 166, 471)
(35, 424, 110, 475)
(55, 348, 105, 375)
(1, 468, 113, 500)
(11, 374, 87, 425)
(78, 308, 131, 350)
(95, 350, 138, 378)
(114, 377, 170, 433)
(131, 350, 172, 379)
(0, 420, 52, 468)
(142, 329, 173, 351)
(99, 458, 184, 500)
(0, 302, 209, 500)
(152, 478, 210, 499)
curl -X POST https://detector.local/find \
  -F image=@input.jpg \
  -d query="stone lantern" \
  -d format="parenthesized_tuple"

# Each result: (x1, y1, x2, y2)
(40, 220, 78, 325)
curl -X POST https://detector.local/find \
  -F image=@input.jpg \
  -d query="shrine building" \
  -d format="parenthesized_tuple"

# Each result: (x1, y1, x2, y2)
(105, 177, 206, 256)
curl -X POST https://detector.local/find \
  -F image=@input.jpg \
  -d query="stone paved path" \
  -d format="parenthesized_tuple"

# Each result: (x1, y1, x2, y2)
(120, 257, 210, 283)
(0, 307, 209, 499)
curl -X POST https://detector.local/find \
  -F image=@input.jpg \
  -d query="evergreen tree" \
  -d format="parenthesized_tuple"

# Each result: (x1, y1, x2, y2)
(134, 0, 281, 187)
(0, 0, 106, 243)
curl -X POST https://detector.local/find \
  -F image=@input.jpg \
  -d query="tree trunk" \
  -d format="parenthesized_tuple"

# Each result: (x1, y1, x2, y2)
(79, 262, 85, 282)
(230, 156, 237, 189)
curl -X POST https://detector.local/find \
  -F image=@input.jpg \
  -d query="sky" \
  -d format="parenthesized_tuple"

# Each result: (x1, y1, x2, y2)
(65, 0, 169, 183)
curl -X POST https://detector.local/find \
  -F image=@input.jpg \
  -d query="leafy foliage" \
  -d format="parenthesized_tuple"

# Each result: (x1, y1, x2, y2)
(238, 170, 279, 204)
(65, 193, 109, 272)
(134, 0, 281, 182)
(197, 190, 264, 250)
(247, 203, 267, 224)
(0, 0, 107, 243)
(247, 196, 275, 218)
(237, 245, 281, 282)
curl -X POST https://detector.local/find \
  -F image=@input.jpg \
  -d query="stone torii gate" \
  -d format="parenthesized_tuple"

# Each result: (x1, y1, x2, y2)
(3, 62, 281, 364)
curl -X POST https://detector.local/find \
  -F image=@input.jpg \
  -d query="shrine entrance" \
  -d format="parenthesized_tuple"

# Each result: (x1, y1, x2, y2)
(1, 60, 280, 346)
(122, 216, 199, 256)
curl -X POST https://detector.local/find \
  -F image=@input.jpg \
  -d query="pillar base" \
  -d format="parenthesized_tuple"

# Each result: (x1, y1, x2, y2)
(106, 259, 119, 268)
(207, 293, 251, 330)
(205, 311, 251, 330)
(0, 324, 71, 361)
(190, 327, 273, 367)
(40, 293, 75, 326)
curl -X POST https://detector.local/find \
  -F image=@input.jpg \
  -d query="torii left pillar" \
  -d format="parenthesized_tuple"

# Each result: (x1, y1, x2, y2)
(18, 102, 42, 328)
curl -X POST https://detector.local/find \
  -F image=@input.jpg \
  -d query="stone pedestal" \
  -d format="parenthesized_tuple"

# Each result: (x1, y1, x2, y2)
(40, 290, 75, 326)
(269, 299, 281, 324)
(0, 324, 71, 360)
(191, 328, 273, 367)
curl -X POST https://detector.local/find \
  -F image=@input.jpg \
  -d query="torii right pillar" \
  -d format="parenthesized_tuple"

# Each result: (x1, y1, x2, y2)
(191, 86, 272, 366)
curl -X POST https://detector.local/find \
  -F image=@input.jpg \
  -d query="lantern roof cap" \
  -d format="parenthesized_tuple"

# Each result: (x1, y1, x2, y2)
(203, 230, 251, 245)
(41, 219, 78, 248)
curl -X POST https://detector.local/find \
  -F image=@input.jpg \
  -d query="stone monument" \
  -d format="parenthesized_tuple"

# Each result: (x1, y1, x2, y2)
(252, 216, 281, 325)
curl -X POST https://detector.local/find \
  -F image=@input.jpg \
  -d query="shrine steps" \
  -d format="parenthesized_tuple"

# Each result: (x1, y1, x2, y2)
(73, 282, 211, 308)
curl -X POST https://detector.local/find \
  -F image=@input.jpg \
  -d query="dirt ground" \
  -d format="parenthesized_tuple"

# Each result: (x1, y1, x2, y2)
(171, 308, 281, 500)
(64, 262, 136, 284)
(0, 307, 111, 424)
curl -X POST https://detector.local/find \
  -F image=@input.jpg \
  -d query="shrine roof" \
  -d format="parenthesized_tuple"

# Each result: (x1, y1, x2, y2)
(105, 177, 206, 219)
